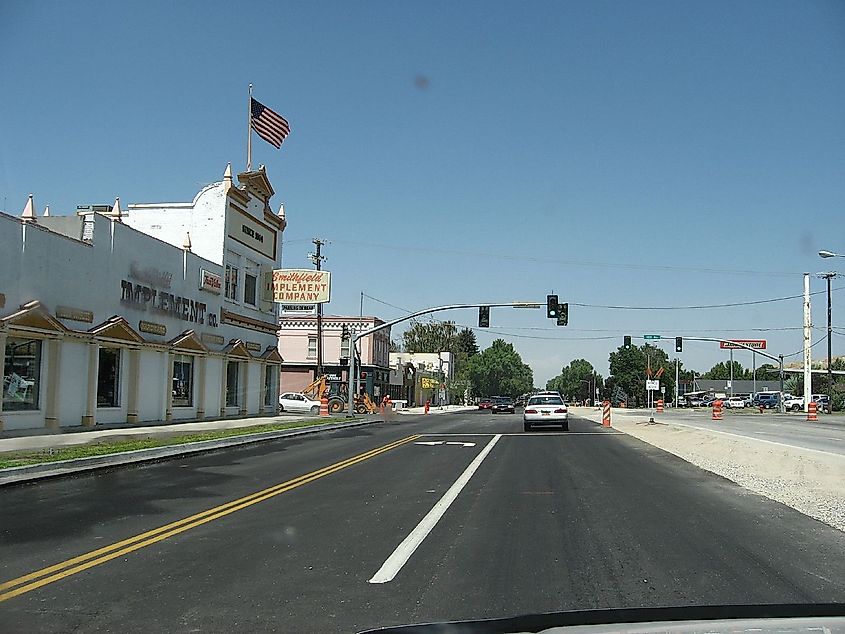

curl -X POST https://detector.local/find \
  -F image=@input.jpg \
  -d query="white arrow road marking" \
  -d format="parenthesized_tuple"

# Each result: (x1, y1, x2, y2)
(446, 441, 476, 447)
(414, 441, 476, 447)
(369, 434, 501, 584)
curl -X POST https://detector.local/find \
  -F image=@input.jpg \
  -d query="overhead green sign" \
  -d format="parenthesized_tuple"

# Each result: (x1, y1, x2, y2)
(643, 334, 661, 340)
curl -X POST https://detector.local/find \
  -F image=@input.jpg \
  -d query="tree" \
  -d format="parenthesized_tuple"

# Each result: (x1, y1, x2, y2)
(389, 339, 400, 353)
(546, 359, 601, 403)
(465, 339, 533, 398)
(402, 320, 457, 353)
(454, 328, 479, 356)
(703, 361, 752, 380)
(608, 343, 677, 407)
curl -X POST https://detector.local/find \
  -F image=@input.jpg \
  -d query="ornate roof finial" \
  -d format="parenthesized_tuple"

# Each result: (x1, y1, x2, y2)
(21, 194, 36, 221)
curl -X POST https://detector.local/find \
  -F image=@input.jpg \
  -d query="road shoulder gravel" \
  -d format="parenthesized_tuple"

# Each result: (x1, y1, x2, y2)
(572, 407, 845, 533)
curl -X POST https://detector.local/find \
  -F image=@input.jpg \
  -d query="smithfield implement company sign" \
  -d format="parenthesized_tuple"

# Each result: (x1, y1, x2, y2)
(272, 269, 331, 304)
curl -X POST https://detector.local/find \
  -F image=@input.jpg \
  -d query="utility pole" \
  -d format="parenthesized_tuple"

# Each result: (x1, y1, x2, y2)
(819, 272, 837, 413)
(675, 357, 679, 408)
(309, 238, 327, 380)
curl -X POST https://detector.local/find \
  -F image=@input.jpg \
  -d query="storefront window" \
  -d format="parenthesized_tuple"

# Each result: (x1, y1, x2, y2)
(97, 348, 121, 407)
(3, 337, 42, 411)
(263, 365, 274, 406)
(173, 354, 194, 407)
(226, 360, 239, 406)
(307, 337, 317, 359)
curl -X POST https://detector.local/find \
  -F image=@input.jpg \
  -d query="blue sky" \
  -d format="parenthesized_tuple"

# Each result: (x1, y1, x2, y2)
(2, 0, 844, 383)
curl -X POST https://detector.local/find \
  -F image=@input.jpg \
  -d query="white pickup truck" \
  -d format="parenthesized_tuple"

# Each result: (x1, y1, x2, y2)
(782, 394, 804, 412)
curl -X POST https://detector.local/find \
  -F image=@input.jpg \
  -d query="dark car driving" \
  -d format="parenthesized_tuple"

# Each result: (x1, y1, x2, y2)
(491, 396, 515, 414)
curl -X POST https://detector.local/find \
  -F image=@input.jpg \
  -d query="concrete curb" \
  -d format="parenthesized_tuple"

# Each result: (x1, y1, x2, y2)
(0, 417, 382, 487)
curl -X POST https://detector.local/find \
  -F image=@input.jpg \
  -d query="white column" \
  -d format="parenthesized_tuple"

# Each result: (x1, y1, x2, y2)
(0, 331, 7, 431)
(196, 355, 207, 420)
(44, 339, 62, 430)
(239, 361, 249, 416)
(220, 358, 228, 417)
(82, 340, 98, 427)
(126, 349, 140, 424)
(260, 361, 268, 412)
(273, 364, 281, 412)
(165, 352, 174, 421)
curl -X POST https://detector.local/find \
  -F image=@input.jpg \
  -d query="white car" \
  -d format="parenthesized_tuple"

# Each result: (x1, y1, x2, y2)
(722, 396, 747, 409)
(523, 394, 568, 431)
(279, 392, 321, 414)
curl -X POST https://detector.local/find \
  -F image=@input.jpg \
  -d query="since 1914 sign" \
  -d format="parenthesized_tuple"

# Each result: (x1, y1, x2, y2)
(272, 269, 331, 304)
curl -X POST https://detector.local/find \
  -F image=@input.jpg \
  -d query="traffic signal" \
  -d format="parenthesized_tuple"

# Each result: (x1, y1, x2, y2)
(624, 335, 632, 349)
(675, 337, 683, 352)
(478, 306, 490, 328)
(556, 302, 569, 326)
(546, 295, 559, 319)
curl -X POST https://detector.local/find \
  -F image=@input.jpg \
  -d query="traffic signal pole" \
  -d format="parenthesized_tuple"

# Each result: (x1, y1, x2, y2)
(346, 301, 543, 417)
(678, 336, 786, 414)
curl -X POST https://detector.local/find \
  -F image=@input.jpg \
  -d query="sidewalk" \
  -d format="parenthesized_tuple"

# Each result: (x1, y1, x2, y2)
(0, 413, 369, 454)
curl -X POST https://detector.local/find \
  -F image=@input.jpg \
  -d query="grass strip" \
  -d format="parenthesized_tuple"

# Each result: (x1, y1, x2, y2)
(0, 417, 357, 470)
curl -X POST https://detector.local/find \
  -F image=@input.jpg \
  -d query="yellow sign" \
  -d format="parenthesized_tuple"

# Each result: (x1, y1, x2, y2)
(421, 377, 439, 389)
(272, 269, 331, 304)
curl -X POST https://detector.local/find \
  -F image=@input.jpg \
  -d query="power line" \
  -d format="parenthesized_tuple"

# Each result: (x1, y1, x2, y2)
(573, 286, 845, 311)
(366, 288, 845, 316)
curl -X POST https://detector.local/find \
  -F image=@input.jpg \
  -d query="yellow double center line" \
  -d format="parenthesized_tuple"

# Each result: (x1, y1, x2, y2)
(0, 434, 420, 602)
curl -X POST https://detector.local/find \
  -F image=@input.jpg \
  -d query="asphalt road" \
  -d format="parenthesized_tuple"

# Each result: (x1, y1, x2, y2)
(641, 408, 845, 455)
(1, 411, 844, 633)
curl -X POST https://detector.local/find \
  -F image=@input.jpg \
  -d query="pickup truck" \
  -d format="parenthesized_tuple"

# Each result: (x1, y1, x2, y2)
(783, 394, 804, 412)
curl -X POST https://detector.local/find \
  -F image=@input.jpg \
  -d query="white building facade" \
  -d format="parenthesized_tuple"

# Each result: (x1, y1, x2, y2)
(0, 166, 284, 432)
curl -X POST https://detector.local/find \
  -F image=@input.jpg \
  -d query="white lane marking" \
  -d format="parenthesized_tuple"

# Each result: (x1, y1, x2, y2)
(368, 434, 502, 584)
(654, 421, 845, 458)
(419, 432, 620, 437)
(414, 441, 476, 447)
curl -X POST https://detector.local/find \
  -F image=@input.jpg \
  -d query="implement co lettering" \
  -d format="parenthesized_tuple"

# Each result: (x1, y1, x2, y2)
(120, 280, 218, 327)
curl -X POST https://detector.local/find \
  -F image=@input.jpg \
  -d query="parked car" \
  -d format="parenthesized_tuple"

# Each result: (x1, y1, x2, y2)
(812, 394, 830, 411)
(491, 396, 515, 414)
(783, 394, 804, 412)
(723, 396, 747, 409)
(754, 393, 780, 409)
(279, 392, 322, 414)
(523, 394, 568, 431)
(478, 398, 493, 410)
(701, 396, 721, 408)
(686, 397, 704, 407)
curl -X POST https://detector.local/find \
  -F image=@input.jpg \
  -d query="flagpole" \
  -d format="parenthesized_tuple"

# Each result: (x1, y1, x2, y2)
(247, 83, 253, 171)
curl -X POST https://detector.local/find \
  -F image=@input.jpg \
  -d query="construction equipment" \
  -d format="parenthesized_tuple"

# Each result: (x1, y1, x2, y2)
(301, 375, 379, 415)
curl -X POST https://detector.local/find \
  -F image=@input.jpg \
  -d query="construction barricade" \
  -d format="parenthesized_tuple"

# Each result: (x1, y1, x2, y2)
(712, 399, 723, 421)
(602, 401, 611, 427)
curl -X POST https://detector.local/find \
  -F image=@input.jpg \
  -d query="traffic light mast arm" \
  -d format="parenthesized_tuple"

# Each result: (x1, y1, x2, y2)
(350, 302, 542, 343)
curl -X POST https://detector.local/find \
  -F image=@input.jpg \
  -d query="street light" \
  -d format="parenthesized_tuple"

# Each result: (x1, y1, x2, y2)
(817, 250, 841, 413)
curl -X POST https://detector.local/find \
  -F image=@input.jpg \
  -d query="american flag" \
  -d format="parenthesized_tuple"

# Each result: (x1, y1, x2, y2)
(250, 98, 291, 149)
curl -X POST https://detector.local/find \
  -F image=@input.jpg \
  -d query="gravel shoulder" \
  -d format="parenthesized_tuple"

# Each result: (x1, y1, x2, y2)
(572, 407, 845, 532)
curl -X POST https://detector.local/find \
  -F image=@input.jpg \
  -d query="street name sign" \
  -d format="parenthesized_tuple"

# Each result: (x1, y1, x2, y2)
(720, 339, 767, 350)
(643, 334, 661, 340)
